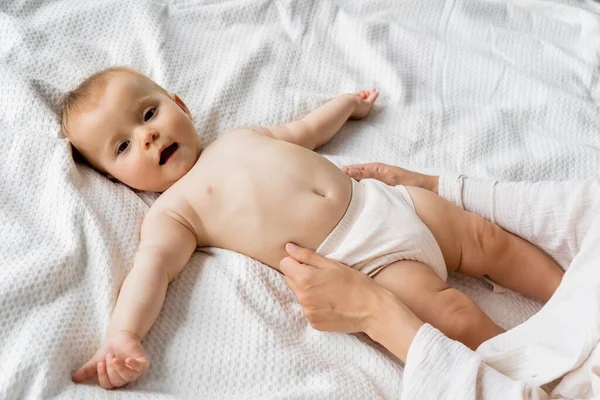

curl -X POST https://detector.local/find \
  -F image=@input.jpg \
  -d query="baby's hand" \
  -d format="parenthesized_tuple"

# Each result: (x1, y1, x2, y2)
(350, 89, 378, 119)
(72, 331, 149, 389)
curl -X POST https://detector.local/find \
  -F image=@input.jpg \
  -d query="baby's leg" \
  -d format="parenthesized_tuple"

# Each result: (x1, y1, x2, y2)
(405, 186, 564, 302)
(372, 260, 504, 350)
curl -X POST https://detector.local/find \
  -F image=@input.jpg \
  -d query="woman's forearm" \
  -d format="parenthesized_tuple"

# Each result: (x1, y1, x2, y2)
(363, 289, 424, 363)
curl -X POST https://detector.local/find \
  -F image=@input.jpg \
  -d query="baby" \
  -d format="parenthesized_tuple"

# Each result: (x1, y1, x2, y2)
(66, 67, 563, 389)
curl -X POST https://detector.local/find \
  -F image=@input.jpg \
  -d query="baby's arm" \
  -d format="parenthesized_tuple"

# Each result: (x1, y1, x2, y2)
(72, 211, 197, 389)
(254, 89, 378, 150)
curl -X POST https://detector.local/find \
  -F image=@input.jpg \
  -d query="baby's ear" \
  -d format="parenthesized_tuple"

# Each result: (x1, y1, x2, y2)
(170, 93, 192, 118)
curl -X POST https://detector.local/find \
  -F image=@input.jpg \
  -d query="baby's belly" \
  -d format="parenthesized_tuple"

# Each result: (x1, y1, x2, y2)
(203, 177, 352, 270)
(177, 129, 355, 270)
(262, 187, 351, 269)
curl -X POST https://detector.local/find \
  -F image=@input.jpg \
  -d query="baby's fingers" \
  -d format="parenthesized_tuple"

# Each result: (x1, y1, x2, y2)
(97, 361, 114, 389)
(112, 356, 141, 382)
(72, 360, 99, 383)
(105, 354, 128, 388)
(125, 356, 149, 373)
(366, 89, 378, 102)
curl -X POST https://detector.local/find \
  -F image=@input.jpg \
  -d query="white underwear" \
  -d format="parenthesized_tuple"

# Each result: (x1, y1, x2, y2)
(316, 179, 447, 281)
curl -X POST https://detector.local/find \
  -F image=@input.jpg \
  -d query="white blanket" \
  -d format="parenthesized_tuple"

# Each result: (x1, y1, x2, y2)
(1, 0, 600, 398)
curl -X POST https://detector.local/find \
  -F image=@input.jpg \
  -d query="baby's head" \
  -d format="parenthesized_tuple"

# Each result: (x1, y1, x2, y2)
(59, 66, 201, 192)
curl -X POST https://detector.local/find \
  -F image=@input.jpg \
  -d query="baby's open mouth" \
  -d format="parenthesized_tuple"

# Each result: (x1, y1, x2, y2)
(159, 143, 179, 165)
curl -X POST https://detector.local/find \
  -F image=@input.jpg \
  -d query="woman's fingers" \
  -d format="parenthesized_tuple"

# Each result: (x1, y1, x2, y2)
(279, 255, 302, 274)
(342, 164, 370, 181)
(283, 274, 303, 297)
(343, 162, 389, 178)
(280, 256, 315, 288)
(342, 166, 362, 180)
(284, 243, 335, 269)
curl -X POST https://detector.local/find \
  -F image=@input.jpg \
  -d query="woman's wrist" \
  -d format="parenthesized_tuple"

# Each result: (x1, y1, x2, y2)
(363, 289, 424, 362)
(421, 174, 439, 194)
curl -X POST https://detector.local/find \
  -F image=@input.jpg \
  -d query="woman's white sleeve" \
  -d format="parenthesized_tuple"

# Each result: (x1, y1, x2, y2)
(402, 324, 548, 400)
(437, 175, 600, 269)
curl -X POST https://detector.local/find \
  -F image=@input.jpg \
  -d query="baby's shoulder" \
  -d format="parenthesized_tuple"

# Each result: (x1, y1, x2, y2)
(142, 196, 198, 237)
(146, 195, 187, 222)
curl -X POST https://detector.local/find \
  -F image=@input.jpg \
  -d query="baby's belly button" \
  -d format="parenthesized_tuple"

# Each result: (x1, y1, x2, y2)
(312, 187, 328, 198)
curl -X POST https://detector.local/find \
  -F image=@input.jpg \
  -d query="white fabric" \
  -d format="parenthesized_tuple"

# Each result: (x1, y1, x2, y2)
(403, 324, 549, 400)
(411, 175, 600, 399)
(317, 179, 447, 280)
(2, 0, 600, 398)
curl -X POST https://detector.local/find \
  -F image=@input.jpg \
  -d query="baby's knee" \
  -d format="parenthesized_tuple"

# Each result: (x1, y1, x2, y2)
(433, 288, 488, 343)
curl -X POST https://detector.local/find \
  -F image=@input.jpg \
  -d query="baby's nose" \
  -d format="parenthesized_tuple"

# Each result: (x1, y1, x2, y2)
(142, 130, 158, 148)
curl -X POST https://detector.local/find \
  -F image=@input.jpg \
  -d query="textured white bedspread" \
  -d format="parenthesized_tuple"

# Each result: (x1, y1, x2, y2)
(1, 0, 600, 398)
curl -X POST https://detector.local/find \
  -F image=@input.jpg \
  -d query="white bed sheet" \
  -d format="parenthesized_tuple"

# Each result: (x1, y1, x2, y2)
(1, 0, 600, 398)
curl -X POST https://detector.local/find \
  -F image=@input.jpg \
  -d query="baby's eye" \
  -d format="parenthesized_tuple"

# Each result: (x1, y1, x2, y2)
(143, 107, 156, 122)
(117, 140, 130, 154)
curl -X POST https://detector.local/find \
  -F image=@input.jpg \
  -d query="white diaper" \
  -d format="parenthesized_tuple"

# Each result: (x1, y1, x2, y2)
(316, 179, 447, 281)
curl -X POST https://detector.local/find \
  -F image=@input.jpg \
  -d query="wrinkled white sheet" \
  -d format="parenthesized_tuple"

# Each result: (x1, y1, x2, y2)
(1, 0, 600, 398)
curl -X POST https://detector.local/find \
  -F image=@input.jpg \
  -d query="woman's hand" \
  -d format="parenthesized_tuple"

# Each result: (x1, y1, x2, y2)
(280, 243, 424, 362)
(341, 162, 439, 193)
(279, 243, 385, 333)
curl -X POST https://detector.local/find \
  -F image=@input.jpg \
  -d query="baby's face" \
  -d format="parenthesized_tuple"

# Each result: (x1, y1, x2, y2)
(68, 72, 201, 192)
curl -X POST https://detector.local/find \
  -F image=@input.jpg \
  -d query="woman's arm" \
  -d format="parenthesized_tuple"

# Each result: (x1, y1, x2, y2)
(279, 243, 422, 362)
(280, 243, 548, 399)
(403, 324, 548, 399)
